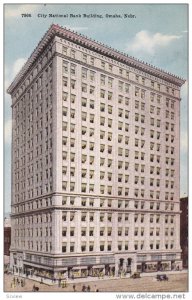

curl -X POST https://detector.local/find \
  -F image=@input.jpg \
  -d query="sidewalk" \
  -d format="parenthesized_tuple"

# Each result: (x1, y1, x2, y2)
(13, 269, 188, 286)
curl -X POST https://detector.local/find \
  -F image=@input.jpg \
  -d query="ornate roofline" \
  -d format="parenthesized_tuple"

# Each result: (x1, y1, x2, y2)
(7, 24, 185, 94)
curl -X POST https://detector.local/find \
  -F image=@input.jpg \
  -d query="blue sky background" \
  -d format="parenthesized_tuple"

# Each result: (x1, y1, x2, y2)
(4, 3, 188, 213)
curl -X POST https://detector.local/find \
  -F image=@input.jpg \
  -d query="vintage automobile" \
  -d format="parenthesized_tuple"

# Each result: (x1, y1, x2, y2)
(130, 272, 141, 279)
(156, 274, 169, 281)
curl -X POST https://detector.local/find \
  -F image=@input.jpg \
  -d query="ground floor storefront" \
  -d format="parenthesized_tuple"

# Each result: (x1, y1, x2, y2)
(9, 251, 183, 280)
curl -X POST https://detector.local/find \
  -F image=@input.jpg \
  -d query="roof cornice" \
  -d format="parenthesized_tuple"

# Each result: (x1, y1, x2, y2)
(7, 24, 185, 94)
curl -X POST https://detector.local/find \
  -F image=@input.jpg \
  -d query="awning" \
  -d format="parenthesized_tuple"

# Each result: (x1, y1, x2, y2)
(72, 266, 87, 270)
(92, 265, 105, 269)
(145, 262, 157, 265)
(58, 267, 68, 271)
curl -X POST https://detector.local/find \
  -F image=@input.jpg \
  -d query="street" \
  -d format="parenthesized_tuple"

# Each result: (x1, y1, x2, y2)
(4, 272, 188, 292)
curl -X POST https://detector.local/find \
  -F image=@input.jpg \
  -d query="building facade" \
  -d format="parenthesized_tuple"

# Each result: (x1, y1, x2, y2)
(7, 24, 185, 279)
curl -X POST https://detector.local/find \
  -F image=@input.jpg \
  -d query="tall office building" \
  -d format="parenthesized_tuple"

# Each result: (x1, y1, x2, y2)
(7, 24, 185, 279)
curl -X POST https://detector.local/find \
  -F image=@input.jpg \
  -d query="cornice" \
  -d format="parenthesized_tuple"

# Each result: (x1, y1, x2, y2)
(7, 23, 185, 95)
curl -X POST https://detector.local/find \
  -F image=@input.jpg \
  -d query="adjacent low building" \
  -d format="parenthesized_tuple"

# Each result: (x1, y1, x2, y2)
(7, 24, 185, 279)
(4, 217, 11, 268)
(180, 197, 188, 268)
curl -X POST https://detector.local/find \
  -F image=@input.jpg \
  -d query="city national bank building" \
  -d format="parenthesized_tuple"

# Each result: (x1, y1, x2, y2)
(7, 24, 185, 279)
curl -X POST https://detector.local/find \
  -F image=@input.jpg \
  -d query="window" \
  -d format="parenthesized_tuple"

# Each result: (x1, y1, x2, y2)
(108, 77, 113, 88)
(82, 83, 87, 93)
(108, 106, 112, 114)
(82, 53, 87, 62)
(141, 115, 145, 123)
(90, 100, 94, 109)
(125, 83, 130, 93)
(101, 61, 105, 69)
(100, 103, 105, 112)
(62, 46, 67, 55)
(119, 68, 123, 75)
(141, 103, 145, 110)
(125, 162, 129, 170)
(90, 71, 95, 81)
(141, 90, 145, 99)
(100, 158, 105, 166)
(63, 76, 68, 87)
(82, 112, 87, 122)
(71, 80, 75, 89)
(71, 49, 76, 58)
(135, 139, 140, 148)
(90, 114, 94, 124)
(150, 93, 155, 102)
(118, 109, 123, 118)
(100, 74, 105, 85)
(90, 57, 94, 66)
(82, 68, 87, 79)
(157, 95, 161, 104)
(108, 92, 113, 100)
(135, 87, 139, 97)
(118, 187, 122, 196)
(125, 188, 129, 196)
(135, 101, 139, 109)
(82, 98, 87, 107)
(90, 142, 94, 151)
(119, 81, 123, 92)
(125, 124, 129, 132)
(118, 95, 123, 104)
(118, 122, 123, 130)
(150, 106, 155, 114)
(71, 64, 76, 75)
(63, 61, 68, 73)
(134, 189, 139, 197)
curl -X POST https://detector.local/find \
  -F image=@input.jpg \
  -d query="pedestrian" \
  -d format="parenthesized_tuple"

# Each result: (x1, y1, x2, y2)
(87, 285, 91, 292)
(96, 289, 99, 292)
(82, 284, 86, 292)
(73, 284, 76, 292)
(58, 278, 61, 287)
(94, 285, 97, 292)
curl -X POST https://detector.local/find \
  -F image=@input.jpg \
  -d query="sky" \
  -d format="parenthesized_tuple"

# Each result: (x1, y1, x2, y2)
(4, 3, 188, 213)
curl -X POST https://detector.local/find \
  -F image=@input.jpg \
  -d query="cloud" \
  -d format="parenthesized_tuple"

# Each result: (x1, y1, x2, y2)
(5, 4, 39, 18)
(4, 119, 12, 144)
(127, 30, 182, 55)
(12, 58, 27, 78)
